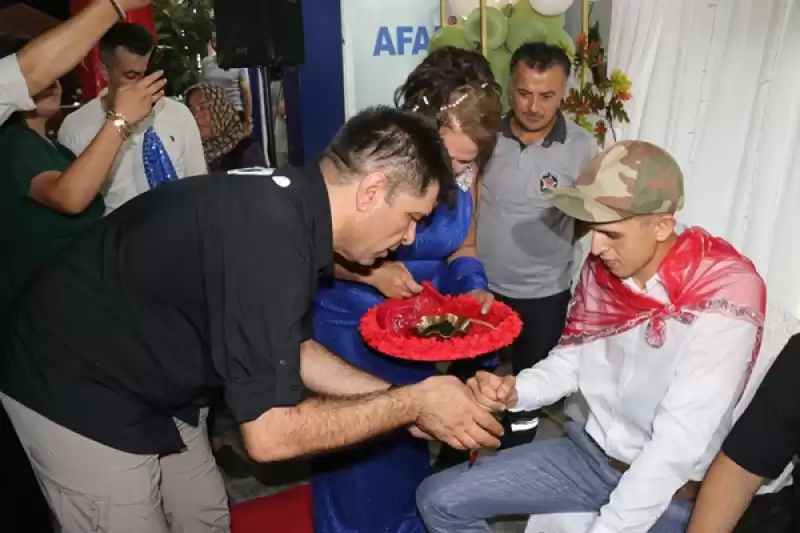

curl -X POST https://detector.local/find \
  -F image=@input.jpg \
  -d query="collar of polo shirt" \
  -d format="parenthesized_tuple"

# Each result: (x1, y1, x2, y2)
(502, 110, 568, 149)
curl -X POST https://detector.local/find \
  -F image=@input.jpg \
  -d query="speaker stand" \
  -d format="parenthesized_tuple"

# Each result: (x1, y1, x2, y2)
(259, 65, 278, 168)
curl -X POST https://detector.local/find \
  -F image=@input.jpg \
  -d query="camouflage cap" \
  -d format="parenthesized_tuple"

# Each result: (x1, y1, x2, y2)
(542, 140, 684, 223)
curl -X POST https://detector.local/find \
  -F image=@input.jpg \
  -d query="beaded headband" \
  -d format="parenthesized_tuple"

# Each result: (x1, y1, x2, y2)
(411, 81, 491, 113)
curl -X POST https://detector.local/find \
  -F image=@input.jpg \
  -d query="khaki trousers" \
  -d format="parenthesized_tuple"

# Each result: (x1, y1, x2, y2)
(1, 394, 230, 533)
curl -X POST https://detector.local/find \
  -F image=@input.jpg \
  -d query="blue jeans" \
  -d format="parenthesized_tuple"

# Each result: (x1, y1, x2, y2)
(416, 423, 692, 532)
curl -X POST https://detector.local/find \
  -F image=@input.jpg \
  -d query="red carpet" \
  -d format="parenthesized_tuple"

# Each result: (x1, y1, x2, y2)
(231, 484, 313, 533)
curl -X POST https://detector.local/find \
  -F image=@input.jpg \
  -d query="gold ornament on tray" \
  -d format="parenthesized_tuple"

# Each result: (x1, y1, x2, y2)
(415, 314, 497, 339)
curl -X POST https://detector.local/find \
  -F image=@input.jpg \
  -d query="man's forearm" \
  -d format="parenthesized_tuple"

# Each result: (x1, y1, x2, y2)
(241, 82, 253, 124)
(17, 0, 124, 96)
(243, 387, 417, 462)
(300, 340, 390, 397)
(687, 453, 763, 533)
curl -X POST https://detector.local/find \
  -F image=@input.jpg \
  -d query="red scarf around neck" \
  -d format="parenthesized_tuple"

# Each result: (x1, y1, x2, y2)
(560, 227, 766, 362)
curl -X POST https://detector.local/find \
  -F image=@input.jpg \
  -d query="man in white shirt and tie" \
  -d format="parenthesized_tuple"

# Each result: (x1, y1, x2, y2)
(417, 141, 766, 533)
(59, 21, 206, 213)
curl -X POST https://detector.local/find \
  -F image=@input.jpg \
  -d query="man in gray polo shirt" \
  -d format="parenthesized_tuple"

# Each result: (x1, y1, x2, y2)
(477, 42, 596, 446)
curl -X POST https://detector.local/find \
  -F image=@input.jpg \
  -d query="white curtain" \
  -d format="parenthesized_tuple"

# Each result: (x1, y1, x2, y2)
(607, 0, 800, 317)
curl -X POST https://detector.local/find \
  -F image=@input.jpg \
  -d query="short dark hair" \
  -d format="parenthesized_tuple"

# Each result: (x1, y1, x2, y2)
(323, 106, 455, 204)
(99, 22, 156, 66)
(510, 42, 571, 79)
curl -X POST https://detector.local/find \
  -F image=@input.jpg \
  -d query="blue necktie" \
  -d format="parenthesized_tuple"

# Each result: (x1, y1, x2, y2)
(143, 126, 179, 189)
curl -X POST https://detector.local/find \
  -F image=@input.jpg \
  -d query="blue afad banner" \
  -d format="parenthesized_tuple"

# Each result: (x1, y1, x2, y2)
(373, 25, 441, 56)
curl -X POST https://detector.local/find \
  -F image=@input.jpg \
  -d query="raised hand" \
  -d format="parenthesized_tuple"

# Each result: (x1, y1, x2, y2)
(408, 375, 504, 451)
(466, 371, 518, 412)
(113, 70, 167, 125)
(368, 261, 423, 299)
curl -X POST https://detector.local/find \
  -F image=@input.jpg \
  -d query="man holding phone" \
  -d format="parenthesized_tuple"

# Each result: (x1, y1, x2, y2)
(59, 21, 207, 213)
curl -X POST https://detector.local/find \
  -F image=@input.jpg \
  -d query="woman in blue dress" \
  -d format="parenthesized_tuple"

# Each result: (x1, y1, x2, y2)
(312, 47, 504, 533)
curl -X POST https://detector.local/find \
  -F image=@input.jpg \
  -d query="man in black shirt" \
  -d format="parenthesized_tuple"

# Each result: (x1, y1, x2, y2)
(687, 334, 800, 533)
(0, 106, 505, 533)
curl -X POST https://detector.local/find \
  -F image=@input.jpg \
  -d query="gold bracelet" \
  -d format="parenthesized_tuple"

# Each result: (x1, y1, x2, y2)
(106, 110, 133, 140)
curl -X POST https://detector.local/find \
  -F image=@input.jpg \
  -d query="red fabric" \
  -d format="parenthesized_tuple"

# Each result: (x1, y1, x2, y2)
(231, 484, 313, 533)
(360, 282, 522, 361)
(68, 1, 157, 102)
(561, 227, 766, 359)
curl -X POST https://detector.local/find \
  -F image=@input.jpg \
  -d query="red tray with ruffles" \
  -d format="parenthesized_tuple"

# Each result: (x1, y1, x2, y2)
(359, 282, 522, 361)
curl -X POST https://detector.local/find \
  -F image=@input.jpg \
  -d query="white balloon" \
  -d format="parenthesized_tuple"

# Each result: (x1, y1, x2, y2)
(530, 0, 574, 16)
(449, 0, 476, 19)
(448, 0, 512, 20)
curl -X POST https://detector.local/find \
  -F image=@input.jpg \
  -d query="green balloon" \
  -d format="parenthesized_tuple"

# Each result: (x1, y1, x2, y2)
(546, 27, 575, 56)
(428, 25, 472, 53)
(488, 46, 513, 111)
(464, 6, 509, 50)
(530, 10, 566, 33)
(512, 0, 535, 16)
(506, 10, 549, 53)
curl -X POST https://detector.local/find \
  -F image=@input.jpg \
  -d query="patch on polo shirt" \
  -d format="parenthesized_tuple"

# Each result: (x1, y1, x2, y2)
(228, 167, 274, 176)
(539, 171, 560, 193)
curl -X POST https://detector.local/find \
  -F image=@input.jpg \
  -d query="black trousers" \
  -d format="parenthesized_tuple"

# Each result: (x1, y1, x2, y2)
(495, 289, 572, 448)
(496, 289, 572, 375)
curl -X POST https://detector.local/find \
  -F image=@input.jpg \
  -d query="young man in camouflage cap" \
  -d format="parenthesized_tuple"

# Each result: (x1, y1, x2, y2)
(417, 140, 767, 533)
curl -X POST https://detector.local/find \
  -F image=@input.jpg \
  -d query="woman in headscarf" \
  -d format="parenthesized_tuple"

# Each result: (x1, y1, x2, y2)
(185, 83, 266, 172)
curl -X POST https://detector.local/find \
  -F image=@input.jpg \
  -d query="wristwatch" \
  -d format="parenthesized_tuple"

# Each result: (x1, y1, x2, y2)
(106, 110, 133, 140)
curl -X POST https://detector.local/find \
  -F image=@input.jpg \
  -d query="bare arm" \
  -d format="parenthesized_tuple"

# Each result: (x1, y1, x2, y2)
(239, 74, 253, 127)
(240, 387, 416, 462)
(300, 339, 389, 397)
(30, 120, 124, 213)
(240, 375, 505, 463)
(686, 453, 763, 533)
(334, 257, 422, 299)
(17, 0, 149, 96)
(31, 71, 165, 214)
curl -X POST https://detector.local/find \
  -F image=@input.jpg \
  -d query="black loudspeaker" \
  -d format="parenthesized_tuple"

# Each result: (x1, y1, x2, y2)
(213, 0, 304, 69)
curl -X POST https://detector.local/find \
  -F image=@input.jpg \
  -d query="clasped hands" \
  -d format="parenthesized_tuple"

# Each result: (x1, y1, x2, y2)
(467, 370, 518, 412)
(406, 371, 517, 452)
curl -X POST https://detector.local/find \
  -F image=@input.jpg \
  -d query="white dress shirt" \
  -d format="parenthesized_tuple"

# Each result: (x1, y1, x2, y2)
(512, 275, 759, 533)
(0, 54, 35, 127)
(58, 92, 207, 214)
